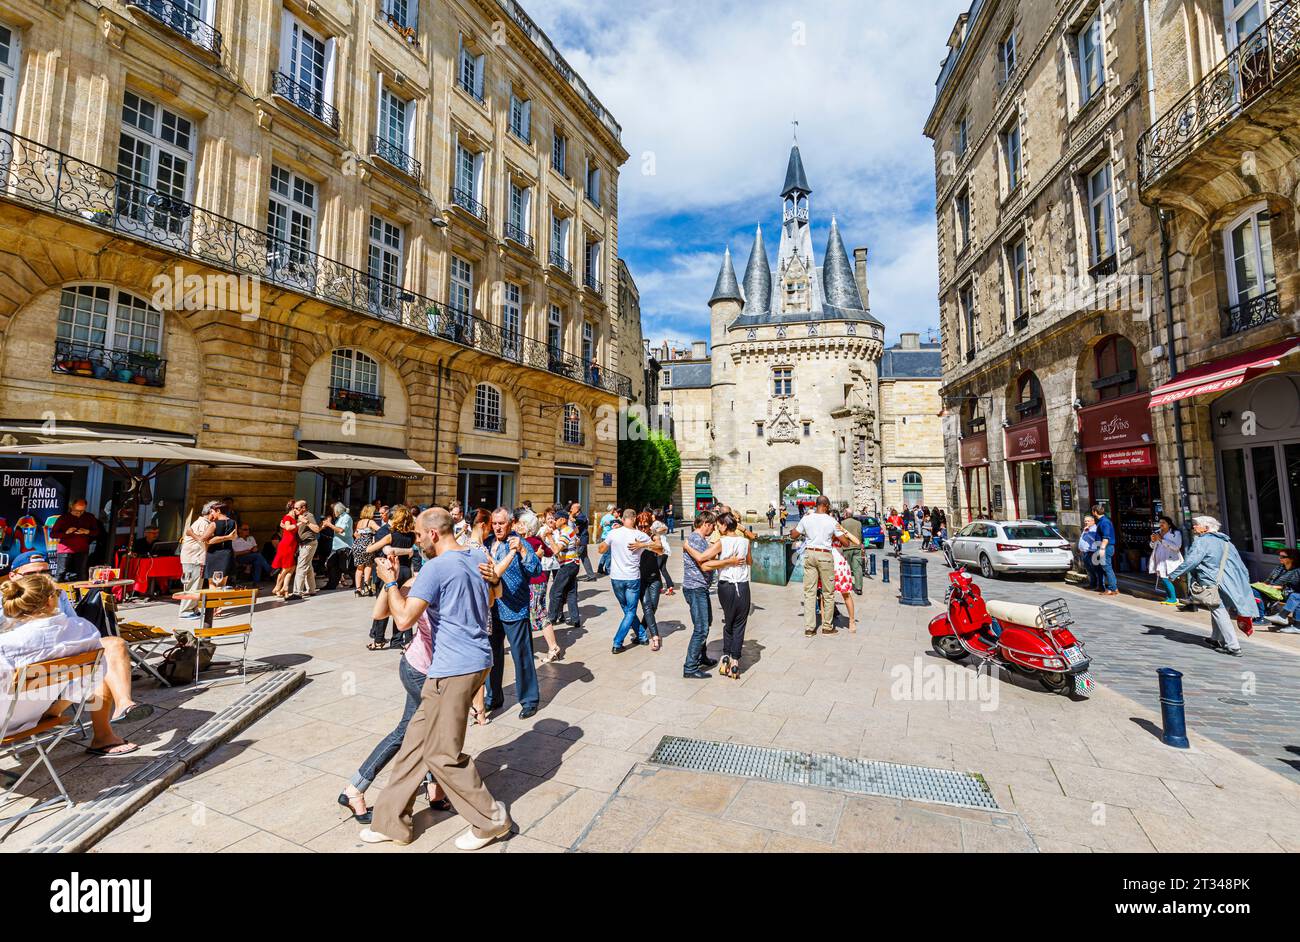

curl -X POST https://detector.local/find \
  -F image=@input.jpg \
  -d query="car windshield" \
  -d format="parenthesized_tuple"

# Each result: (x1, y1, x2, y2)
(863, 518, 881, 527)
(1003, 525, 1061, 541)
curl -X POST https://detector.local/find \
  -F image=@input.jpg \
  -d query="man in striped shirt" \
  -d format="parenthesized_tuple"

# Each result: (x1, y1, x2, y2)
(545, 511, 582, 628)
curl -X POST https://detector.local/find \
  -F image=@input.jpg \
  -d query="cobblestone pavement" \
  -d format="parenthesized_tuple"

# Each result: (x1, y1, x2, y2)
(7, 541, 1297, 852)
(908, 546, 1300, 784)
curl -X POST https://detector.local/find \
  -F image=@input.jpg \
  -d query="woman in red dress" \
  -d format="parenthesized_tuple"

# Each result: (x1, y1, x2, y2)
(271, 499, 299, 599)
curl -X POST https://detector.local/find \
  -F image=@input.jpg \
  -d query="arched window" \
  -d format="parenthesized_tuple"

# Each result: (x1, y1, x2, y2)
(474, 383, 503, 433)
(1015, 371, 1044, 419)
(961, 399, 986, 436)
(1093, 335, 1138, 401)
(562, 403, 583, 445)
(55, 285, 166, 386)
(329, 349, 383, 415)
(903, 472, 924, 507)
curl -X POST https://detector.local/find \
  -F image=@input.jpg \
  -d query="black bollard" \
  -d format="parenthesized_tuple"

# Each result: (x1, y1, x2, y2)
(882, 559, 890, 584)
(1158, 668, 1189, 749)
(869, 554, 877, 578)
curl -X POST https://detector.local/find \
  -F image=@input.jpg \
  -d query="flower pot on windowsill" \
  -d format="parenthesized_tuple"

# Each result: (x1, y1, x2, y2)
(131, 374, 151, 385)
(115, 368, 135, 383)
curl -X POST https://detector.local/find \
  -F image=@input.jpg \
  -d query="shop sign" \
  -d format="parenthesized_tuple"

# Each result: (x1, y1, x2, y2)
(603, 473, 613, 487)
(1060, 481, 1074, 511)
(1004, 417, 1051, 463)
(1096, 447, 1156, 472)
(0, 470, 72, 559)
(959, 431, 988, 468)
(993, 485, 1004, 512)
(1079, 393, 1154, 452)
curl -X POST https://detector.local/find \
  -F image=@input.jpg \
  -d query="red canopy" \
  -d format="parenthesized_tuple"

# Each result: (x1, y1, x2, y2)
(1149, 337, 1300, 409)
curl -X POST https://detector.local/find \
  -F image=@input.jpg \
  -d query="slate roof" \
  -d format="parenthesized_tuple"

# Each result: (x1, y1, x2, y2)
(662, 360, 712, 388)
(880, 343, 943, 379)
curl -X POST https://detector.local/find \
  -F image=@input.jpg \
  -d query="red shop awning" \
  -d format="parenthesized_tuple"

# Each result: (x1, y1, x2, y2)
(1149, 337, 1300, 409)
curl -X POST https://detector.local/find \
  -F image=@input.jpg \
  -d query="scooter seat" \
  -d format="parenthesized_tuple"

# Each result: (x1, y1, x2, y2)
(985, 599, 1043, 628)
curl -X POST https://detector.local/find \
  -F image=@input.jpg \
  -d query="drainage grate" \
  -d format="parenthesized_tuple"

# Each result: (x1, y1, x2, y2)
(649, 736, 999, 811)
(21, 668, 301, 853)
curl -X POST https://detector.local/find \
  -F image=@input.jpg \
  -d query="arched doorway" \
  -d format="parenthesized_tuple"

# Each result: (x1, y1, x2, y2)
(778, 466, 824, 518)
(694, 471, 713, 512)
(902, 472, 924, 508)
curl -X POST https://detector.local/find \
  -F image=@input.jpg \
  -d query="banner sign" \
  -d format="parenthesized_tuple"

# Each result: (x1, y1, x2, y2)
(1096, 447, 1156, 472)
(1004, 417, 1051, 463)
(0, 470, 72, 561)
(959, 431, 988, 468)
(1079, 393, 1154, 452)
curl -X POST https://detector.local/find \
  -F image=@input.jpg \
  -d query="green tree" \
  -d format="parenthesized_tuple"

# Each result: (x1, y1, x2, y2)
(618, 412, 681, 509)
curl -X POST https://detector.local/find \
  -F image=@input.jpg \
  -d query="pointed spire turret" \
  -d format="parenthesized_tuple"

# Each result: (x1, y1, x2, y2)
(781, 145, 812, 198)
(821, 216, 865, 311)
(740, 226, 772, 315)
(708, 246, 743, 306)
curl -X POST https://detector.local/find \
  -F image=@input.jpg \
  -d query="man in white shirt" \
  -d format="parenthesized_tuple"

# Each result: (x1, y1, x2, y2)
(232, 523, 272, 584)
(794, 496, 858, 637)
(599, 508, 656, 653)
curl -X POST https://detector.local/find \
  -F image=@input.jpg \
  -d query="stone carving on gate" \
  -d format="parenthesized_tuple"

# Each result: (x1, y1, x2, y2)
(767, 399, 801, 444)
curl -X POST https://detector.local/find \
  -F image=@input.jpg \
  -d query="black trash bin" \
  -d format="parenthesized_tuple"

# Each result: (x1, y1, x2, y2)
(899, 556, 931, 607)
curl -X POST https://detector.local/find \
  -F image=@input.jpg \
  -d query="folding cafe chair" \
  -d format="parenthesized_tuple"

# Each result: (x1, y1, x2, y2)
(193, 589, 259, 685)
(0, 649, 105, 840)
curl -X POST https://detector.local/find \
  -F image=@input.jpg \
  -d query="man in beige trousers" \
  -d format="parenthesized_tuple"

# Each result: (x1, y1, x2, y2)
(361, 508, 514, 851)
(794, 496, 857, 637)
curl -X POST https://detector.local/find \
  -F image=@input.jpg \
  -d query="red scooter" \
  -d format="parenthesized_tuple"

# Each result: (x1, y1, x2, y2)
(928, 547, 1096, 697)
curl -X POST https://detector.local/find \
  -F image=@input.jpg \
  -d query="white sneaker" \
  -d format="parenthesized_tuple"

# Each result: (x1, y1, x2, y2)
(359, 828, 408, 846)
(1264, 614, 1291, 627)
(454, 825, 511, 851)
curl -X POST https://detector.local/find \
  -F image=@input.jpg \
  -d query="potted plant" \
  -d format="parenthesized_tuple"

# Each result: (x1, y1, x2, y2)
(131, 350, 162, 385)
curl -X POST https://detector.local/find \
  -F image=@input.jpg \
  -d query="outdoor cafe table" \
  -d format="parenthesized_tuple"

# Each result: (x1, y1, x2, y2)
(63, 578, 137, 603)
(124, 556, 184, 595)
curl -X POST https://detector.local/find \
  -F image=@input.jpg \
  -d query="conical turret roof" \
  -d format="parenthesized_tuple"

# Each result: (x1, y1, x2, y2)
(708, 246, 743, 305)
(781, 145, 812, 198)
(821, 216, 865, 311)
(740, 226, 772, 314)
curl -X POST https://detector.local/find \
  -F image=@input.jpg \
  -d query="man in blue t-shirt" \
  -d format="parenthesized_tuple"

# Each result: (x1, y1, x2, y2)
(362, 507, 514, 853)
(1093, 504, 1119, 595)
(483, 508, 542, 719)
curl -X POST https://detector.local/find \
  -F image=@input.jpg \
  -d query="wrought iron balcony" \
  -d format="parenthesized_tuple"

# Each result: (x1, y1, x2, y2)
(1138, 0, 1300, 189)
(474, 414, 508, 434)
(270, 71, 340, 131)
(508, 122, 531, 145)
(457, 74, 484, 104)
(52, 339, 167, 387)
(550, 252, 572, 277)
(563, 429, 586, 447)
(1013, 314, 1029, 332)
(370, 134, 422, 181)
(1088, 255, 1118, 279)
(329, 387, 385, 417)
(504, 222, 534, 251)
(450, 186, 488, 222)
(0, 128, 632, 400)
(1224, 288, 1281, 337)
(126, 0, 223, 56)
(965, 348, 977, 364)
(584, 272, 603, 295)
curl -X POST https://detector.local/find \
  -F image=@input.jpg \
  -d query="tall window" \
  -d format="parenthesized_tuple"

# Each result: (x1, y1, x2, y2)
(1225, 0, 1268, 50)
(773, 367, 794, 397)
(582, 321, 594, 366)
(383, 0, 416, 31)
(507, 179, 531, 242)
(1001, 119, 1022, 192)
(331, 348, 379, 396)
(449, 255, 473, 314)
(367, 214, 403, 317)
(903, 472, 924, 506)
(1086, 163, 1116, 267)
(117, 91, 194, 236)
(1076, 8, 1105, 105)
(563, 404, 582, 445)
(1007, 238, 1028, 327)
(585, 159, 602, 206)
(548, 305, 563, 353)
(509, 91, 531, 141)
(1224, 204, 1277, 311)
(454, 141, 484, 210)
(57, 286, 163, 356)
(279, 13, 336, 119)
(376, 85, 414, 163)
(998, 29, 1017, 83)
(954, 114, 968, 159)
(502, 282, 522, 359)
(1094, 335, 1138, 401)
(458, 35, 485, 101)
(1016, 371, 1044, 419)
(266, 165, 317, 280)
(0, 25, 18, 132)
(585, 239, 602, 288)
(552, 130, 567, 176)
(551, 212, 571, 266)
(954, 188, 971, 252)
(474, 383, 503, 432)
(959, 283, 976, 358)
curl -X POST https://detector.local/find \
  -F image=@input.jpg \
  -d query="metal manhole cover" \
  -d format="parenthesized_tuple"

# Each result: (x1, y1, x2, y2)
(648, 736, 999, 811)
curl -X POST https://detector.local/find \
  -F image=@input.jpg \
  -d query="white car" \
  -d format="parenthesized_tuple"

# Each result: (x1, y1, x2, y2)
(946, 519, 1073, 578)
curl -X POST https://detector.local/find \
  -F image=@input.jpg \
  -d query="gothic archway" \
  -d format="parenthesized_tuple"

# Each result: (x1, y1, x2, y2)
(779, 465, 824, 503)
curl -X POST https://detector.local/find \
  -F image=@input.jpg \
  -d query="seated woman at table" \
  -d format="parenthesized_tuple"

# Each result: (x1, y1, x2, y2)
(0, 572, 153, 756)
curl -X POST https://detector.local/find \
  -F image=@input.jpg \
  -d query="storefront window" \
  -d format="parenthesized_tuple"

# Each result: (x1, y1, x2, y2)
(1018, 459, 1056, 522)
(1220, 448, 1256, 556)
(1253, 446, 1288, 554)
(1287, 444, 1300, 548)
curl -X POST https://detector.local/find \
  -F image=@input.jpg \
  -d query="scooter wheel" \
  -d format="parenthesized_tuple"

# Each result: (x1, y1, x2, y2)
(1038, 671, 1071, 694)
(931, 636, 967, 662)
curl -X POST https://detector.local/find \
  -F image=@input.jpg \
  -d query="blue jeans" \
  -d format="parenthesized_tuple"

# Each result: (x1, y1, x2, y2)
(683, 586, 712, 671)
(639, 578, 662, 637)
(240, 552, 272, 583)
(599, 549, 612, 574)
(1098, 547, 1117, 592)
(352, 657, 427, 791)
(611, 578, 645, 647)
(487, 611, 538, 711)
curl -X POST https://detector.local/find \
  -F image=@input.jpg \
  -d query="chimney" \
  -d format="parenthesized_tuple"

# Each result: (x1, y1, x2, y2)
(692, 340, 707, 360)
(901, 332, 920, 351)
(853, 248, 870, 310)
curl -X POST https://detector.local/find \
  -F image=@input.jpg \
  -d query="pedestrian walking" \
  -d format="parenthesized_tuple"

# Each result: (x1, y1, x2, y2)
(571, 502, 597, 581)
(665, 502, 676, 534)
(360, 508, 514, 851)
(482, 508, 542, 720)
(1092, 504, 1119, 596)
(796, 497, 857, 637)
(1149, 516, 1184, 606)
(597, 504, 618, 575)
(1167, 517, 1255, 657)
(714, 512, 752, 679)
(1078, 515, 1101, 590)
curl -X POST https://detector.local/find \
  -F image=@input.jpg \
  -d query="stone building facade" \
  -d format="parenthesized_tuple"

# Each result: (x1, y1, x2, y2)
(926, 0, 1165, 571)
(0, 0, 631, 539)
(657, 349, 712, 517)
(879, 335, 946, 512)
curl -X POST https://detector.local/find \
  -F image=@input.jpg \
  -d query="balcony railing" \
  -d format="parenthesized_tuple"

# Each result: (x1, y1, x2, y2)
(52, 339, 167, 387)
(126, 0, 223, 56)
(1088, 255, 1118, 279)
(0, 129, 633, 400)
(504, 222, 534, 252)
(370, 135, 422, 181)
(563, 430, 586, 447)
(584, 272, 603, 295)
(965, 348, 977, 364)
(1138, 0, 1300, 188)
(550, 252, 572, 277)
(474, 415, 508, 434)
(450, 186, 488, 222)
(1224, 288, 1281, 337)
(270, 71, 340, 131)
(329, 387, 385, 417)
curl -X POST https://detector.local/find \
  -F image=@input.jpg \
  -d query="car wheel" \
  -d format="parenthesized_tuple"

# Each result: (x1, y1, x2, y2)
(979, 554, 996, 579)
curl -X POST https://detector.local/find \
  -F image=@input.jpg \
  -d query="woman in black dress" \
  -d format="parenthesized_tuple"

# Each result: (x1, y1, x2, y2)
(204, 502, 238, 586)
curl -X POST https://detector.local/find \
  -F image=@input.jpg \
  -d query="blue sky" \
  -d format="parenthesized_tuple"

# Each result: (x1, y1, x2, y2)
(526, 0, 970, 348)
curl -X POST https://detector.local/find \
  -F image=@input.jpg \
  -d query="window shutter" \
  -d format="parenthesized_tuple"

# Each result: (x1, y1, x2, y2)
(472, 151, 484, 202)
(374, 72, 383, 139)
(474, 54, 486, 100)
(323, 36, 337, 106)
(522, 100, 532, 139)
(279, 12, 295, 74)
(521, 187, 532, 230)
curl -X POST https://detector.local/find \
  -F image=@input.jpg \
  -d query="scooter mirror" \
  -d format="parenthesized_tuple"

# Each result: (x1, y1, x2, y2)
(943, 542, 957, 572)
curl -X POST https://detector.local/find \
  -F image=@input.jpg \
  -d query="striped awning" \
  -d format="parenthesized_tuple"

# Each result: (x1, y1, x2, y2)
(1149, 337, 1300, 409)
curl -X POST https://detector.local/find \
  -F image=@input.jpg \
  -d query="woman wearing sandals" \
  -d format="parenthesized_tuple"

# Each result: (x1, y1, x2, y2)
(366, 505, 417, 651)
(636, 511, 667, 652)
(831, 534, 857, 633)
(270, 499, 299, 600)
(352, 504, 381, 597)
(520, 511, 563, 663)
(714, 512, 753, 678)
